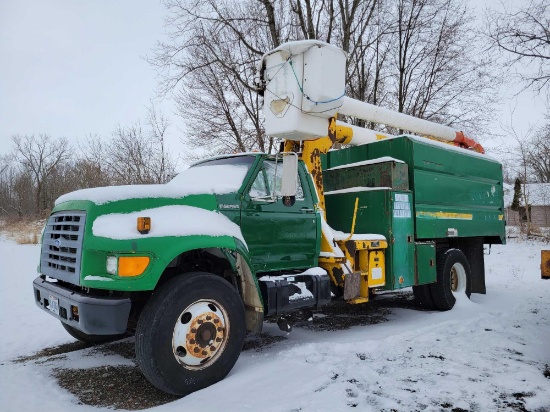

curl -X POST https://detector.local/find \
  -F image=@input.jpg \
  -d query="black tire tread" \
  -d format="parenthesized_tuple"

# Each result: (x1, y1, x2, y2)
(429, 249, 454, 311)
(412, 284, 436, 309)
(429, 248, 471, 311)
(135, 272, 245, 395)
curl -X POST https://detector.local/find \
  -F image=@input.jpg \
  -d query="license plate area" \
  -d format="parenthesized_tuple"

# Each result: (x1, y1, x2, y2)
(47, 294, 60, 316)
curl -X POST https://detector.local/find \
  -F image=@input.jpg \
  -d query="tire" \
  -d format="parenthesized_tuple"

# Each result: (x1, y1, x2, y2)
(61, 322, 125, 344)
(412, 284, 436, 310)
(135, 272, 245, 396)
(429, 249, 471, 311)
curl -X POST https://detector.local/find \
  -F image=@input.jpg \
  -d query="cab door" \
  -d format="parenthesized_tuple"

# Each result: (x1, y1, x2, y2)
(240, 158, 318, 273)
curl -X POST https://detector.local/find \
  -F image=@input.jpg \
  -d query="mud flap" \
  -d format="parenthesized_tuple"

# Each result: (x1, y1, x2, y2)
(343, 271, 361, 300)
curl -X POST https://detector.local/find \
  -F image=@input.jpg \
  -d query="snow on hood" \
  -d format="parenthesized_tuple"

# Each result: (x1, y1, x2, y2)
(55, 164, 249, 206)
(92, 205, 247, 246)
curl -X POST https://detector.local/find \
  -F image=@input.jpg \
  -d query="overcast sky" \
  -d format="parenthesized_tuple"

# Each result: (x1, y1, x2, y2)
(0, 0, 181, 157)
(0, 0, 547, 162)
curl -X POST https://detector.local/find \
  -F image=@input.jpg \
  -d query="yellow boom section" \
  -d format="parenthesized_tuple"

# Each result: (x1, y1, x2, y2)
(284, 117, 387, 303)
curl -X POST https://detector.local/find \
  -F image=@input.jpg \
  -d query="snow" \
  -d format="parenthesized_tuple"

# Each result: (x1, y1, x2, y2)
(326, 156, 404, 171)
(325, 186, 391, 195)
(83, 275, 114, 282)
(189, 152, 262, 166)
(92, 205, 247, 246)
(319, 216, 346, 259)
(331, 230, 387, 242)
(55, 164, 249, 206)
(259, 40, 343, 66)
(1, 234, 549, 411)
(394, 134, 499, 161)
(259, 268, 326, 301)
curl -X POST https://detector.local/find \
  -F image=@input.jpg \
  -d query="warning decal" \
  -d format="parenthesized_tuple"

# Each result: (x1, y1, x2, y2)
(394, 193, 411, 218)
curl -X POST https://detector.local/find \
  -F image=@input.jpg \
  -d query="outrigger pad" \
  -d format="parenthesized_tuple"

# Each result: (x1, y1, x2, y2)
(343, 271, 361, 300)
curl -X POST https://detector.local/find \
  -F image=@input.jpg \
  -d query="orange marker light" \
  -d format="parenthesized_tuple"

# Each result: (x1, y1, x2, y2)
(137, 217, 151, 234)
(118, 256, 150, 277)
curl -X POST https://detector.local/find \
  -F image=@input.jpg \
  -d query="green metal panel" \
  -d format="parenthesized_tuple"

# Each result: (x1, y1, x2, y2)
(324, 136, 506, 244)
(50, 195, 245, 291)
(323, 161, 409, 192)
(415, 242, 436, 285)
(325, 189, 415, 290)
(239, 159, 319, 273)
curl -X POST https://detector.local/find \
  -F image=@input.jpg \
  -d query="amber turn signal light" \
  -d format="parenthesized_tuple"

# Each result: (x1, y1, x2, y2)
(137, 217, 151, 234)
(118, 256, 150, 277)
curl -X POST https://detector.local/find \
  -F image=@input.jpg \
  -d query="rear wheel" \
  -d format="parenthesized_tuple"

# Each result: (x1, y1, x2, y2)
(61, 322, 125, 344)
(429, 249, 471, 311)
(135, 272, 245, 396)
(412, 284, 435, 309)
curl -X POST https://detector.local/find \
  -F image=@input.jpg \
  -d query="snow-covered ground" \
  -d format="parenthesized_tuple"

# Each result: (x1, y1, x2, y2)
(0, 235, 549, 411)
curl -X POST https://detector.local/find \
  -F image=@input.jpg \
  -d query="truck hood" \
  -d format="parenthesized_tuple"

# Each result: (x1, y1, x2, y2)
(51, 164, 250, 246)
(55, 164, 249, 207)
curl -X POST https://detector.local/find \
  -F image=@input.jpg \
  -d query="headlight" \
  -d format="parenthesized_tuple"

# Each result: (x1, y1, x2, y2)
(106, 255, 150, 277)
(106, 256, 118, 275)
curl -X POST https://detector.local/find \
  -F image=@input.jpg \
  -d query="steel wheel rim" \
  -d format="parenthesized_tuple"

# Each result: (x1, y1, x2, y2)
(450, 262, 467, 295)
(172, 299, 229, 370)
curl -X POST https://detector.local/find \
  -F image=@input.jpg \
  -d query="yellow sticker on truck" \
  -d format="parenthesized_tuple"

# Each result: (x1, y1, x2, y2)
(416, 211, 473, 220)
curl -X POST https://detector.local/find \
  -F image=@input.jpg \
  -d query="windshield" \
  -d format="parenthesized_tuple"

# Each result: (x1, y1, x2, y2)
(166, 155, 257, 195)
(192, 155, 257, 169)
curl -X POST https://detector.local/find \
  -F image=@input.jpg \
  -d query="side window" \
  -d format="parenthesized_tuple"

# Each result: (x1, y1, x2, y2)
(249, 168, 269, 198)
(264, 160, 305, 201)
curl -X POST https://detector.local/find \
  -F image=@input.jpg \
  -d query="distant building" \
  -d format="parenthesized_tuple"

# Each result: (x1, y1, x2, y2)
(504, 183, 550, 227)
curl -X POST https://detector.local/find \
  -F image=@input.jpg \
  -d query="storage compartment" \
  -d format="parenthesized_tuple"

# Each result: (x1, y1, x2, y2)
(324, 136, 506, 244)
(325, 189, 415, 290)
(415, 242, 436, 285)
(258, 272, 331, 316)
(324, 159, 409, 192)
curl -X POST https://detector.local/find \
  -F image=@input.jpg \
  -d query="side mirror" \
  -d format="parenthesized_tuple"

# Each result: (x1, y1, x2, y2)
(281, 152, 298, 207)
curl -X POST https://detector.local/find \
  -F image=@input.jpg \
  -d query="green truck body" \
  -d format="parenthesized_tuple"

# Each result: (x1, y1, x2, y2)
(324, 136, 505, 244)
(323, 136, 505, 293)
(32, 136, 506, 395)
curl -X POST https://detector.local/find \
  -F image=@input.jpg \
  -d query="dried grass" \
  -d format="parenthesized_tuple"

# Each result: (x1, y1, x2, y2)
(0, 218, 44, 244)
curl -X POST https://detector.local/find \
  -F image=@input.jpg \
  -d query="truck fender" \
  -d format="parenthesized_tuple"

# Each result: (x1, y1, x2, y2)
(157, 236, 264, 334)
(234, 251, 264, 335)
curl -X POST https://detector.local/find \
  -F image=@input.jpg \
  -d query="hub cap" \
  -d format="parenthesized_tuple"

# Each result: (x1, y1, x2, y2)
(172, 300, 228, 370)
(450, 263, 467, 295)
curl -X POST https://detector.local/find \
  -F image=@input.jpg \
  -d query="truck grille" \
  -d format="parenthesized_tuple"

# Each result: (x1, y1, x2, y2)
(41, 211, 86, 285)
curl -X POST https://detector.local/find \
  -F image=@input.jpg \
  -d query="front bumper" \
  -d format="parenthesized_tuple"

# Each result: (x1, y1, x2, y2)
(33, 276, 131, 335)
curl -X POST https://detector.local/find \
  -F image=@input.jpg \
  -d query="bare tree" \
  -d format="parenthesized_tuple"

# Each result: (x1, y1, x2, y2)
(498, 115, 537, 234)
(102, 114, 176, 185)
(527, 122, 550, 182)
(78, 134, 112, 188)
(153, 0, 498, 156)
(151, 0, 293, 156)
(147, 103, 175, 182)
(0, 155, 18, 216)
(391, 0, 498, 133)
(485, 0, 550, 93)
(12, 134, 71, 215)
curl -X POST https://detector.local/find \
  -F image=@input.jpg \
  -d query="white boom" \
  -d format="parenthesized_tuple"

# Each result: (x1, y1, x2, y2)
(259, 40, 484, 153)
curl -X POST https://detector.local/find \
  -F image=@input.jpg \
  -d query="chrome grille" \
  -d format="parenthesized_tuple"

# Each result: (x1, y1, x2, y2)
(41, 211, 86, 285)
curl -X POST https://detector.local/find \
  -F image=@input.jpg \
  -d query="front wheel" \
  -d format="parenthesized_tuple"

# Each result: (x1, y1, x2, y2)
(429, 249, 471, 311)
(135, 272, 245, 396)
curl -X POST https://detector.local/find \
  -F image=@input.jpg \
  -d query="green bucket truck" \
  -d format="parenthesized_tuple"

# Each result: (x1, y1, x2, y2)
(32, 40, 505, 395)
